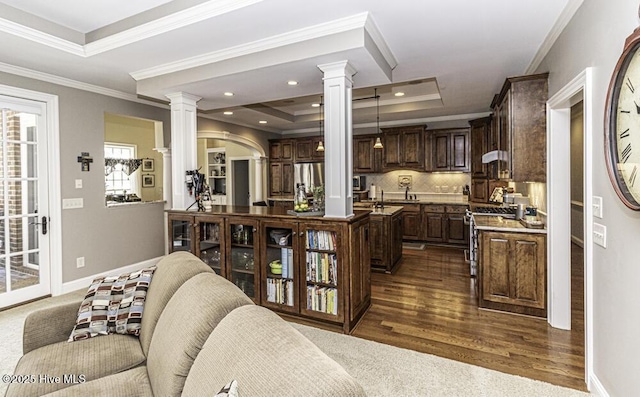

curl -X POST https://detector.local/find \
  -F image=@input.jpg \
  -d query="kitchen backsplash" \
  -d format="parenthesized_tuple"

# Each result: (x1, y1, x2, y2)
(509, 181, 547, 213)
(358, 171, 471, 199)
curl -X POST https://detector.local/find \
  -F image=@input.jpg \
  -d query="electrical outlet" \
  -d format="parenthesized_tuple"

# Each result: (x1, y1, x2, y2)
(76, 257, 85, 268)
(593, 223, 607, 248)
(593, 196, 603, 218)
(75, 179, 83, 189)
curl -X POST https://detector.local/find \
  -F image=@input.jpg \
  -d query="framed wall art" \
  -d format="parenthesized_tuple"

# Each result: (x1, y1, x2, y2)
(142, 158, 154, 172)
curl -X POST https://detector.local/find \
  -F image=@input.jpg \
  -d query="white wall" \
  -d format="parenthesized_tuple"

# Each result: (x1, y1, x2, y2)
(538, 0, 640, 394)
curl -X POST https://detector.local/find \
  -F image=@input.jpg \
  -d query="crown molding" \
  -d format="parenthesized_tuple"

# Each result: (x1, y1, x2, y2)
(0, 61, 168, 109)
(0, 17, 84, 56)
(85, 0, 263, 57)
(130, 12, 370, 81)
(525, 0, 584, 74)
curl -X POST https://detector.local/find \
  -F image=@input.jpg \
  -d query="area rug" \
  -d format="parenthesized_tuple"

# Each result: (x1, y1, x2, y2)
(0, 292, 589, 397)
(402, 242, 426, 250)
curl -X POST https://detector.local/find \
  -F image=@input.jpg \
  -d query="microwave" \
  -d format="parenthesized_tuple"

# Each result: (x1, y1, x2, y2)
(353, 176, 366, 190)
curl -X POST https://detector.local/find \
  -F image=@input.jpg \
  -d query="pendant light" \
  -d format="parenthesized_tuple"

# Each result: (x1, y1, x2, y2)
(316, 95, 325, 152)
(373, 88, 383, 149)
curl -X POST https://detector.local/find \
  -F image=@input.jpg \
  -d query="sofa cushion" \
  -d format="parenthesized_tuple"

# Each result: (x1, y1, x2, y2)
(181, 305, 366, 397)
(146, 272, 253, 397)
(68, 266, 156, 341)
(40, 366, 152, 397)
(139, 251, 214, 356)
(6, 334, 145, 397)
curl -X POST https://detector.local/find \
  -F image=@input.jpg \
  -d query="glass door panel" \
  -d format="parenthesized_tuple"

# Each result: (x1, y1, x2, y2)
(262, 223, 298, 313)
(0, 101, 50, 308)
(169, 218, 192, 252)
(197, 220, 224, 275)
(228, 220, 258, 301)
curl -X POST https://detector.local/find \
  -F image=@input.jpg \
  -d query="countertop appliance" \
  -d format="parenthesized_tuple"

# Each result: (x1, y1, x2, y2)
(353, 175, 366, 191)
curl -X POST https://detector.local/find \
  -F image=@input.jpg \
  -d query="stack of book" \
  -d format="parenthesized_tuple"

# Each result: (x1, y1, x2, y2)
(266, 278, 294, 306)
(306, 252, 337, 285)
(305, 230, 337, 251)
(306, 285, 337, 315)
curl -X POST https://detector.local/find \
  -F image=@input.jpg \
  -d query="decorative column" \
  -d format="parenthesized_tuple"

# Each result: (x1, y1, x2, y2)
(154, 148, 172, 209)
(318, 61, 356, 218)
(166, 92, 201, 209)
(254, 156, 265, 202)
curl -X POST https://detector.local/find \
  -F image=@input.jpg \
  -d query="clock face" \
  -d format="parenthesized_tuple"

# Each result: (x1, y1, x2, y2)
(608, 40, 640, 209)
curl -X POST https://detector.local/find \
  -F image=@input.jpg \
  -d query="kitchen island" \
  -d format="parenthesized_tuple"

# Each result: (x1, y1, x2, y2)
(474, 214, 547, 317)
(364, 205, 404, 273)
(166, 206, 371, 333)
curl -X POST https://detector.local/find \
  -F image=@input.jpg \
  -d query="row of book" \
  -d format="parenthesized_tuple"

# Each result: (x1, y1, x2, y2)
(278, 248, 294, 278)
(306, 252, 338, 285)
(266, 278, 294, 306)
(306, 285, 338, 315)
(305, 230, 337, 251)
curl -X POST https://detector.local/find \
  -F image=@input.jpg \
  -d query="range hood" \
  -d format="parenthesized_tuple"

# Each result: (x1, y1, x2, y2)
(481, 150, 508, 164)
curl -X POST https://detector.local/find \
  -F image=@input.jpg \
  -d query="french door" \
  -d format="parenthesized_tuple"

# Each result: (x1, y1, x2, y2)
(0, 95, 50, 309)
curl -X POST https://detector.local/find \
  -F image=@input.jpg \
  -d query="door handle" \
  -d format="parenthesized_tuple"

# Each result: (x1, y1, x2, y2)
(29, 216, 48, 235)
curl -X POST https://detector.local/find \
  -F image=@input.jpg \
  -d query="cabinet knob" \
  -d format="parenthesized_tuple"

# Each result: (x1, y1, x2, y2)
(299, 231, 304, 236)
(252, 228, 257, 233)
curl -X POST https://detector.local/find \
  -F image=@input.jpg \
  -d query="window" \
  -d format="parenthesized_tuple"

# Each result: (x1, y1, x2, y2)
(105, 143, 136, 195)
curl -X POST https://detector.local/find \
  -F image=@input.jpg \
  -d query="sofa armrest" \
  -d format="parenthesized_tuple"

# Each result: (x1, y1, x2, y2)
(22, 299, 82, 354)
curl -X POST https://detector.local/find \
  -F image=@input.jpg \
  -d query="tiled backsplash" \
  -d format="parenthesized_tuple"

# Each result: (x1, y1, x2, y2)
(358, 171, 471, 200)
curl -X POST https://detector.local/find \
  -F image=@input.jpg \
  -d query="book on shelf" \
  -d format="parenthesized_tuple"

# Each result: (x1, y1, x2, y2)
(306, 285, 338, 315)
(305, 230, 337, 251)
(267, 278, 294, 307)
(305, 251, 337, 285)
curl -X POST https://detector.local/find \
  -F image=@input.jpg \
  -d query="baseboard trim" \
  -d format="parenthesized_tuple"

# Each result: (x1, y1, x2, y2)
(59, 256, 165, 295)
(588, 372, 609, 397)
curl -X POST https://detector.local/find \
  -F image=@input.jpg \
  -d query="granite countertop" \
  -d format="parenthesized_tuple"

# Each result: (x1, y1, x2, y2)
(360, 198, 468, 205)
(473, 215, 547, 234)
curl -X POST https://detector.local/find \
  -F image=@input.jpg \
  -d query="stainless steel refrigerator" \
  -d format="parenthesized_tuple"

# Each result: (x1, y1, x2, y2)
(294, 162, 324, 194)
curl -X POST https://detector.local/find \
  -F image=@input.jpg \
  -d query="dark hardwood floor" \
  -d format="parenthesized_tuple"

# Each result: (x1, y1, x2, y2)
(352, 244, 586, 391)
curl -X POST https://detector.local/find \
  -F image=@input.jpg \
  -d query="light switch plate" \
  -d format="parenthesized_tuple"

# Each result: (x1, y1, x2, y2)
(593, 196, 603, 218)
(76, 257, 85, 268)
(63, 198, 84, 209)
(75, 179, 82, 189)
(593, 222, 607, 248)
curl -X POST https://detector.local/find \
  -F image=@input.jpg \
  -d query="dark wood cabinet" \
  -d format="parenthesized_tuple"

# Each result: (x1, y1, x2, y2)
(469, 117, 491, 178)
(294, 139, 313, 162)
(369, 209, 403, 273)
(426, 128, 470, 172)
(420, 204, 468, 246)
(444, 205, 467, 245)
(353, 134, 381, 173)
(269, 140, 293, 161)
(492, 73, 548, 182)
(381, 125, 425, 171)
(268, 161, 293, 196)
(478, 231, 546, 317)
(471, 178, 489, 202)
(400, 203, 422, 240)
(421, 205, 445, 243)
(167, 209, 371, 333)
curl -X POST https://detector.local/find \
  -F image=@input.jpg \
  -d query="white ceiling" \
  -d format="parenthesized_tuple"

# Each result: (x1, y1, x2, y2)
(0, 0, 578, 135)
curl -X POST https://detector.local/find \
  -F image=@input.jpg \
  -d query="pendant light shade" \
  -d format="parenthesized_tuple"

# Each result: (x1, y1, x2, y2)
(374, 87, 383, 149)
(316, 95, 324, 152)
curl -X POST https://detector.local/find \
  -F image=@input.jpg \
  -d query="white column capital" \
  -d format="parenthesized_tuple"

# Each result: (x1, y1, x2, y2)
(165, 92, 202, 106)
(317, 61, 357, 81)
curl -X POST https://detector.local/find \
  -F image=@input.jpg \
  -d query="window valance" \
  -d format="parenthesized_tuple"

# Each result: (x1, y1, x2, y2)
(105, 158, 143, 176)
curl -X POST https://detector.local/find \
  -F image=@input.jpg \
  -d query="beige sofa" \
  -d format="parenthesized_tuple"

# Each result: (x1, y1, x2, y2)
(6, 252, 365, 397)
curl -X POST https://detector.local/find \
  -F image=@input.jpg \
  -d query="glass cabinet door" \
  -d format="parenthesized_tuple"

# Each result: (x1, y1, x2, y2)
(196, 217, 225, 276)
(261, 222, 298, 313)
(227, 218, 259, 302)
(169, 215, 194, 253)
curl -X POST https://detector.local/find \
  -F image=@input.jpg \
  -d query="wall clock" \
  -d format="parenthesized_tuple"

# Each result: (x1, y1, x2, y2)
(605, 27, 640, 210)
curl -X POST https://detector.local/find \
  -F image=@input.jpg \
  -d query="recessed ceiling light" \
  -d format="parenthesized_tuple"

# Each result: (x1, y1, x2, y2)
(259, 120, 267, 124)
(311, 103, 320, 107)
(287, 81, 298, 86)
(224, 92, 234, 96)
(394, 92, 405, 97)
(223, 111, 233, 115)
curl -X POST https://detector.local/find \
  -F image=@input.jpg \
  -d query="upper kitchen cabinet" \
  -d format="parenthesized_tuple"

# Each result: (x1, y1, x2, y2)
(469, 117, 491, 178)
(353, 134, 382, 173)
(381, 125, 425, 171)
(269, 139, 294, 161)
(426, 128, 470, 172)
(492, 73, 548, 182)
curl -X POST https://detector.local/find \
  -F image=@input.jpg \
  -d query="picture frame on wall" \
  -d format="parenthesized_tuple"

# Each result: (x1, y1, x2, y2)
(142, 174, 155, 188)
(142, 158, 154, 172)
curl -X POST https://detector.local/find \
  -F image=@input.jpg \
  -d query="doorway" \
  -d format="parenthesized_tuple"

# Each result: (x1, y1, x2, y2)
(0, 94, 52, 309)
(232, 159, 250, 206)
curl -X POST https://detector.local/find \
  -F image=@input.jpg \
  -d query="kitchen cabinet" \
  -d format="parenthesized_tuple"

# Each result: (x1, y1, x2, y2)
(427, 128, 470, 172)
(294, 139, 314, 162)
(369, 209, 403, 273)
(269, 140, 293, 161)
(381, 125, 425, 171)
(353, 134, 382, 173)
(444, 205, 468, 245)
(469, 117, 490, 178)
(268, 161, 293, 197)
(478, 231, 546, 317)
(166, 209, 371, 333)
(492, 73, 548, 182)
(400, 203, 422, 240)
(422, 205, 445, 243)
(471, 178, 489, 202)
(421, 204, 469, 246)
